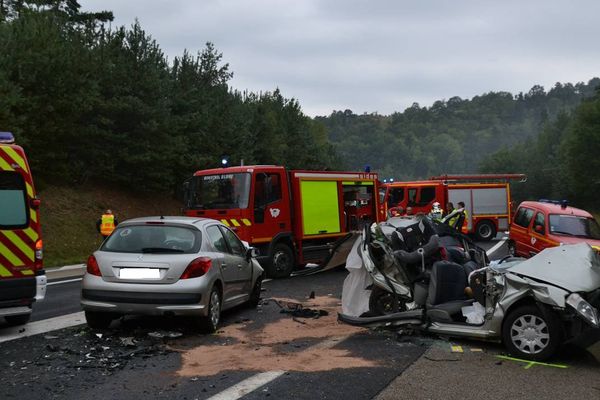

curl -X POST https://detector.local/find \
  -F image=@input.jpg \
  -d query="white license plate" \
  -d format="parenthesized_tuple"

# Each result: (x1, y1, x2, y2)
(119, 268, 160, 279)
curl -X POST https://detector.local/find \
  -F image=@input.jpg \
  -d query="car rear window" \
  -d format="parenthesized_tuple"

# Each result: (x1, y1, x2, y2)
(0, 171, 28, 228)
(101, 225, 201, 254)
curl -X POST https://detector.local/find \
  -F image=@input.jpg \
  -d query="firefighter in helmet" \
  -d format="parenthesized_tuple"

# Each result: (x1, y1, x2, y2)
(429, 202, 444, 221)
(96, 209, 119, 239)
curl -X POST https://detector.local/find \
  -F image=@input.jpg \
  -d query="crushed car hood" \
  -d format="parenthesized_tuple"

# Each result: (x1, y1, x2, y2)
(508, 243, 600, 293)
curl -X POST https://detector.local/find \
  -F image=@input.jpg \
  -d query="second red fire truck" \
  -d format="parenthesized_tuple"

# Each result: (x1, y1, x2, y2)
(379, 174, 526, 241)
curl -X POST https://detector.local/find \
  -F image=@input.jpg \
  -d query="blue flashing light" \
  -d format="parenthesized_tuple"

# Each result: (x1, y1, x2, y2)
(389, 178, 394, 182)
(364, 165, 371, 173)
(221, 156, 229, 167)
(383, 179, 388, 183)
(0, 131, 15, 144)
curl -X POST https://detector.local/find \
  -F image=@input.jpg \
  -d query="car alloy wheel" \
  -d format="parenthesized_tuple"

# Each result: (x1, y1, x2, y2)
(502, 304, 562, 361)
(209, 289, 221, 328)
(510, 314, 550, 355)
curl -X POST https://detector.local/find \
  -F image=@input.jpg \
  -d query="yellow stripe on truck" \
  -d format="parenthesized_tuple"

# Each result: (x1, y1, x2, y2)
(20, 269, 34, 276)
(242, 219, 252, 226)
(231, 219, 241, 227)
(0, 242, 24, 266)
(25, 182, 33, 198)
(0, 155, 14, 171)
(2, 146, 28, 173)
(0, 264, 13, 277)
(30, 209, 38, 223)
(220, 219, 230, 227)
(0, 231, 34, 261)
(23, 228, 39, 242)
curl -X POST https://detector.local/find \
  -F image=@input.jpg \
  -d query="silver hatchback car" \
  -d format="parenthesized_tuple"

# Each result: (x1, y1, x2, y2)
(81, 217, 264, 332)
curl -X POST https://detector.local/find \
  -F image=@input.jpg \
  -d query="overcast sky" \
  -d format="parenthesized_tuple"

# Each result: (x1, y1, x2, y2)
(81, 0, 600, 117)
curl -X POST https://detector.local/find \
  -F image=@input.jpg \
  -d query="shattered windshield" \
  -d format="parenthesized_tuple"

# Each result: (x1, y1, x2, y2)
(187, 173, 251, 210)
(549, 214, 600, 240)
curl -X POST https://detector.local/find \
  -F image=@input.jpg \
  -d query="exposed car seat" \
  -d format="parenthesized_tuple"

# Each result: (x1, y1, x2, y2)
(426, 261, 474, 322)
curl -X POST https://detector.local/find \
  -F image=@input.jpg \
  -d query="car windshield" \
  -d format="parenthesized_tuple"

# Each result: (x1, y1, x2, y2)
(548, 214, 600, 240)
(0, 171, 28, 228)
(186, 173, 251, 210)
(101, 225, 201, 254)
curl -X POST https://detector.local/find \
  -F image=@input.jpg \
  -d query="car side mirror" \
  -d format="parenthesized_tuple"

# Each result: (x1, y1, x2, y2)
(246, 247, 259, 260)
(534, 225, 544, 234)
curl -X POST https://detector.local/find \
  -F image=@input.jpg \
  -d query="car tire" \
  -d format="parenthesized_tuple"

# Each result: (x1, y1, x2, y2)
(369, 287, 407, 316)
(5, 313, 31, 326)
(85, 311, 114, 329)
(502, 304, 563, 361)
(199, 286, 221, 333)
(265, 243, 294, 279)
(475, 220, 496, 241)
(247, 274, 263, 308)
(507, 240, 517, 257)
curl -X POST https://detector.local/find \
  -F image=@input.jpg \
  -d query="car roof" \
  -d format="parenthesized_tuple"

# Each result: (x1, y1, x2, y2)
(119, 216, 223, 227)
(518, 201, 593, 218)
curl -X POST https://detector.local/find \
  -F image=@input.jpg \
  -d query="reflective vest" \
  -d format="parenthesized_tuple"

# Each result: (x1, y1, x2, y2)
(448, 209, 467, 230)
(100, 214, 116, 236)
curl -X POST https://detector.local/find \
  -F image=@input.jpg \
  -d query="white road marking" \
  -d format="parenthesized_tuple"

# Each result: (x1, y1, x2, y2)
(486, 237, 508, 256)
(206, 371, 286, 400)
(47, 278, 83, 286)
(0, 311, 86, 343)
(262, 278, 272, 283)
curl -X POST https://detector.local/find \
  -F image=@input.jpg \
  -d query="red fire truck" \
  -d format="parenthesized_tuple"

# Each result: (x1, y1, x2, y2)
(0, 131, 45, 326)
(379, 174, 526, 241)
(183, 165, 380, 278)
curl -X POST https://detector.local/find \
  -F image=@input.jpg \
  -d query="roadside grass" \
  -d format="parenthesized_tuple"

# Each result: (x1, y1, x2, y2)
(39, 185, 181, 268)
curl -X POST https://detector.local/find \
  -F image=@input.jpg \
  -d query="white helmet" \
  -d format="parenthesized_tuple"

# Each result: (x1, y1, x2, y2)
(432, 202, 441, 209)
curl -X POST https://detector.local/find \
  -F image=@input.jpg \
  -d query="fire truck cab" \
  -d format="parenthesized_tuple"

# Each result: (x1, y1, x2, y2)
(379, 174, 526, 241)
(184, 166, 380, 278)
(0, 132, 45, 326)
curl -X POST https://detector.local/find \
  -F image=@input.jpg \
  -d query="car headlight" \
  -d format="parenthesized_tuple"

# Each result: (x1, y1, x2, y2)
(567, 293, 600, 328)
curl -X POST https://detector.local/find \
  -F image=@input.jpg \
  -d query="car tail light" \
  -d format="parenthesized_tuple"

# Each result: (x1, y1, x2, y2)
(87, 255, 102, 276)
(181, 257, 212, 279)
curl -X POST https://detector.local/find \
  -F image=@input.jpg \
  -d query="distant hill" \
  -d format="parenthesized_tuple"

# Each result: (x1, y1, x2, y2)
(316, 78, 600, 181)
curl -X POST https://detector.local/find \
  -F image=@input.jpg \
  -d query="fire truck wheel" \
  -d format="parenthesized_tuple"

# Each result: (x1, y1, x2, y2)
(266, 243, 295, 278)
(475, 220, 496, 241)
(5, 313, 31, 326)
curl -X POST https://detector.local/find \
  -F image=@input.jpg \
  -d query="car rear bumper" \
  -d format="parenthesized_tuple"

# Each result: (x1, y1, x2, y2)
(80, 274, 210, 316)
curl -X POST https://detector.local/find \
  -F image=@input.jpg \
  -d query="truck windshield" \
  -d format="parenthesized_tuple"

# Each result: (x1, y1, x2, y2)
(187, 173, 251, 210)
(549, 215, 600, 240)
(0, 171, 28, 228)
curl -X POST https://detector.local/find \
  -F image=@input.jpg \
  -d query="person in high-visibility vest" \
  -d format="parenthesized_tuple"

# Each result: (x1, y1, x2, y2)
(443, 201, 467, 231)
(96, 209, 118, 239)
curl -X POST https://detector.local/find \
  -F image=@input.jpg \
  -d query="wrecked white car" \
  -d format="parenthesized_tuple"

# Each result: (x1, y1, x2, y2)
(339, 216, 600, 361)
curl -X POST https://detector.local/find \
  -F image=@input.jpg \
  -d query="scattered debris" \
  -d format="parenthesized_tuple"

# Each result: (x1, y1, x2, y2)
(148, 331, 183, 339)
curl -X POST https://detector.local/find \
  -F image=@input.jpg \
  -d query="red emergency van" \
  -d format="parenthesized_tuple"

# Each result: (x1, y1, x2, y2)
(0, 132, 45, 326)
(508, 200, 600, 258)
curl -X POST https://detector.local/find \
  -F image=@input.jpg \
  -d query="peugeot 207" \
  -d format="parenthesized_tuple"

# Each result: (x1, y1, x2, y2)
(81, 217, 263, 332)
